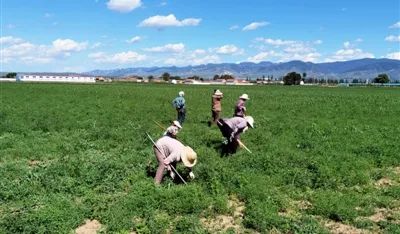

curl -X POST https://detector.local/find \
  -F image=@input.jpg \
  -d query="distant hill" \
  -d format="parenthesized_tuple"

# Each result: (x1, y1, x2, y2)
(87, 58, 400, 80)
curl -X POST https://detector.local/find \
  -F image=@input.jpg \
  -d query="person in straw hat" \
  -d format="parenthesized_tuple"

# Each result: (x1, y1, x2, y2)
(153, 135, 197, 184)
(172, 91, 186, 125)
(217, 116, 254, 154)
(163, 120, 182, 138)
(209, 89, 223, 126)
(233, 93, 249, 118)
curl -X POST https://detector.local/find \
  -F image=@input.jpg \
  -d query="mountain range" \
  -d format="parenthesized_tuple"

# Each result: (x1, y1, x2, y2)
(87, 58, 400, 80)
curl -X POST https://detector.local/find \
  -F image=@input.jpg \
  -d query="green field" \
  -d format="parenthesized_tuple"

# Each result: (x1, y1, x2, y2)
(0, 83, 399, 233)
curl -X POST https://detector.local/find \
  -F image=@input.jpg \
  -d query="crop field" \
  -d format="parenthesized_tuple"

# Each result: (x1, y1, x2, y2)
(0, 83, 399, 233)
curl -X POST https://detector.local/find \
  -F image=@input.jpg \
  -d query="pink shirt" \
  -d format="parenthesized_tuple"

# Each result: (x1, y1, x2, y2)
(224, 117, 248, 135)
(155, 136, 185, 163)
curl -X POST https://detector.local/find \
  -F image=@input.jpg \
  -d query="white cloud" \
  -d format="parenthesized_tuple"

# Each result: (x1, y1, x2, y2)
(139, 14, 201, 28)
(242, 21, 269, 31)
(247, 51, 277, 63)
(252, 37, 322, 62)
(386, 52, 400, 60)
(144, 43, 185, 53)
(1, 37, 88, 64)
(324, 40, 374, 62)
(193, 49, 206, 55)
(255, 38, 296, 46)
(44, 13, 53, 18)
(107, 0, 142, 12)
(89, 51, 146, 64)
(279, 52, 321, 62)
(389, 21, 400, 29)
(229, 25, 239, 30)
(327, 48, 374, 62)
(165, 54, 220, 66)
(214, 44, 241, 54)
(0, 36, 24, 45)
(52, 39, 87, 52)
(127, 36, 141, 43)
(385, 35, 400, 42)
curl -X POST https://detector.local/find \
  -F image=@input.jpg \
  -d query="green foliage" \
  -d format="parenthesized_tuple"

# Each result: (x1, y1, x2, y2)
(283, 71, 302, 85)
(161, 72, 170, 81)
(0, 83, 399, 233)
(373, 73, 390, 83)
(5, 72, 17, 78)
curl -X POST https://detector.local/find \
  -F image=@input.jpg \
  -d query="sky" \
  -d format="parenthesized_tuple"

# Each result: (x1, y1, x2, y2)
(1, 0, 399, 72)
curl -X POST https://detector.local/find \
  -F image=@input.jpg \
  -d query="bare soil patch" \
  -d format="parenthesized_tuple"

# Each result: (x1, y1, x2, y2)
(201, 195, 255, 233)
(374, 177, 393, 187)
(323, 220, 368, 234)
(75, 220, 102, 234)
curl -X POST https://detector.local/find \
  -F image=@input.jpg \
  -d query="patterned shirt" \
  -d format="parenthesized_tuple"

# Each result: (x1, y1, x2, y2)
(172, 96, 185, 109)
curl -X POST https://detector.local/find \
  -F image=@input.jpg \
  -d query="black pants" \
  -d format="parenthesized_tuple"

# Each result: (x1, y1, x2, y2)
(217, 119, 239, 154)
(177, 108, 186, 125)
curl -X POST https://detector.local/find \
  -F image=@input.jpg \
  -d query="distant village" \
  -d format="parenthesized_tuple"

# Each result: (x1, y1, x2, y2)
(1, 72, 399, 86)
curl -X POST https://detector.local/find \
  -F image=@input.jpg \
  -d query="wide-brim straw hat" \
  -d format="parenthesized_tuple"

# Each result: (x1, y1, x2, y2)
(181, 146, 197, 167)
(214, 90, 223, 96)
(245, 116, 254, 128)
(239, 94, 249, 100)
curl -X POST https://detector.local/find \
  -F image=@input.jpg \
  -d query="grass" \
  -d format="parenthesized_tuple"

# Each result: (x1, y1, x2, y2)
(0, 83, 399, 233)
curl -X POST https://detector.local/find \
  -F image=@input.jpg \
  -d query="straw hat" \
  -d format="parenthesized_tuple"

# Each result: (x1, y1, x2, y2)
(181, 146, 197, 167)
(173, 120, 182, 129)
(245, 116, 254, 128)
(179, 91, 185, 97)
(214, 89, 223, 96)
(239, 94, 249, 100)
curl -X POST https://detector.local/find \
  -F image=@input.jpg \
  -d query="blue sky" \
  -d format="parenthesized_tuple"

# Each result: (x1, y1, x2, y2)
(1, 0, 399, 72)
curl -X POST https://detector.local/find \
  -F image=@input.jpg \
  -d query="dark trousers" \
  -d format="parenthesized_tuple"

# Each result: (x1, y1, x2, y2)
(217, 119, 239, 154)
(177, 108, 186, 125)
(211, 110, 220, 124)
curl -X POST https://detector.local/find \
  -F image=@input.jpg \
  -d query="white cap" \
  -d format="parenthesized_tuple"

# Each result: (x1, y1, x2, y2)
(244, 116, 254, 128)
(214, 90, 223, 96)
(165, 126, 179, 136)
(179, 91, 184, 97)
(239, 94, 249, 100)
(173, 120, 182, 129)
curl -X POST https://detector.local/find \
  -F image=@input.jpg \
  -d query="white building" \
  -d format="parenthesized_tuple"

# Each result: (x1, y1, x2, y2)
(17, 74, 96, 83)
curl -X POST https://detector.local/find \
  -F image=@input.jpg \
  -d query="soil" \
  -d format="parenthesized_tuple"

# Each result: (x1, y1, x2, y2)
(324, 220, 368, 234)
(75, 220, 102, 234)
(200, 195, 256, 233)
(374, 177, 393, 187)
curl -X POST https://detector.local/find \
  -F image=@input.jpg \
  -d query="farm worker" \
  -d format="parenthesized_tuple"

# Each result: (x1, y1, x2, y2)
(217, 116, 254, 153)
(233, 94, 249, 117)
(163, 120, 182, 138)
(153, 135, 197, 184)
(172, 91, 186, 125)
(209, 89, 223, 126)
